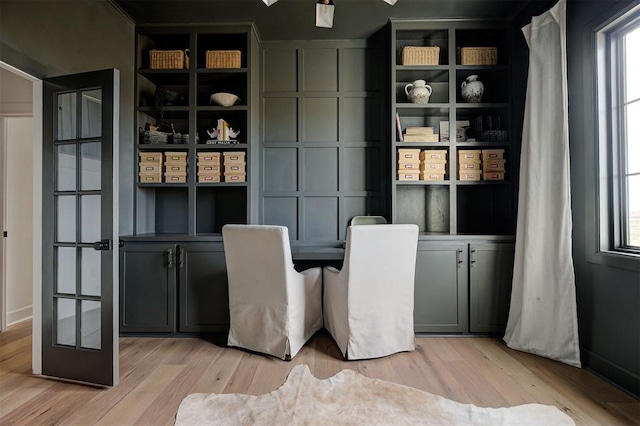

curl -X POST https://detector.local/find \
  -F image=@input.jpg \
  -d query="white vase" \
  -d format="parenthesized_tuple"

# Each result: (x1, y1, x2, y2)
(404, 79, 433, 104)
(461, 75, 484, 103)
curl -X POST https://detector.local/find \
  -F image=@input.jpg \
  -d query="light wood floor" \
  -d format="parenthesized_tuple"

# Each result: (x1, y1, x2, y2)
(1, 320, 638, 425)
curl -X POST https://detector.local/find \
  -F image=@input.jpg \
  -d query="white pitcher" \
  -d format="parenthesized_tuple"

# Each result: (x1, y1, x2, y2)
(404, 79, 432, 104)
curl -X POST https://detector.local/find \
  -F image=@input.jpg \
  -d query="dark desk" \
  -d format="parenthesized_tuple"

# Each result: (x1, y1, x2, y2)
(291, 245, 345, 271)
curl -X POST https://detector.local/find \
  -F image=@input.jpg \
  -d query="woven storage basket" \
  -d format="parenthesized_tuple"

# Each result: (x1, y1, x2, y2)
(149, 49, 188, 69)
(400, 46, 440, 65)
(206, 50, 241, 69)
(459, 47, 497, 65)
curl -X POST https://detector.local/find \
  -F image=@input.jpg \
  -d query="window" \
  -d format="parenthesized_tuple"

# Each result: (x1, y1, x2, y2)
(598, 8, 640, 256)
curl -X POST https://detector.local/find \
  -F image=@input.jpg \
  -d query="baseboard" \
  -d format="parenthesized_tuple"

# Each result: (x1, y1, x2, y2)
(7, 304, 32, 327)
(581, 348, 640, 398)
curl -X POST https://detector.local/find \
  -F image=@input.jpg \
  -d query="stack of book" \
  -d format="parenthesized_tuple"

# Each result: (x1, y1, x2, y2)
(403, 127, 439, 143)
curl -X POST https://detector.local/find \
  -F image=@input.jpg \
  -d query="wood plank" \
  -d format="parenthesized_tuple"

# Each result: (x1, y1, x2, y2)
(0, 321, 637, 426)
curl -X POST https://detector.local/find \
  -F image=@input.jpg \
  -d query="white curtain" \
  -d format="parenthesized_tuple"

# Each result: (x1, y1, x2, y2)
(503, 0, 581, 367)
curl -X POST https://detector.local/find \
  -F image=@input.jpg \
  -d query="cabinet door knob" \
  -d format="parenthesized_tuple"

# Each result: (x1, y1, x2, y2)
(167, 249, 174, 268)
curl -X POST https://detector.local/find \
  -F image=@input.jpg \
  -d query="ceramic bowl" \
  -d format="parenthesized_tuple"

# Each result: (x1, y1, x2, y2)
(210, 92, 240, 107)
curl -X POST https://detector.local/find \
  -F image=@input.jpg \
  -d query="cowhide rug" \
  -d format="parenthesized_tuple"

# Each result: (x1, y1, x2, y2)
(175, 364, 575, 425)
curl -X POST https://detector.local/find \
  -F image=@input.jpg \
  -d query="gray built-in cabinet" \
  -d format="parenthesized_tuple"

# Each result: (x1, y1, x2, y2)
(121, 20, 518, 335)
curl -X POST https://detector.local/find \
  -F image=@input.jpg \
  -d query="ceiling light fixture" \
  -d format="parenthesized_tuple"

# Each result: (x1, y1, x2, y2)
(315, 0, 335, 28)
(383, 0, 398, 4)
(262, 0, 278, 5)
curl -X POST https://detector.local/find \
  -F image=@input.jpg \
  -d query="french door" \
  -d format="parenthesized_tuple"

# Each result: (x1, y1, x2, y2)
(42, 69, 119, 386)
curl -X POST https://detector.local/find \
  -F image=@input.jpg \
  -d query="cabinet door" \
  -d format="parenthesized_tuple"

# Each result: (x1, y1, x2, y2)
(120, 242, 177, 332)
(414, 242, 468, 333)
(469, 242, 514, 333)
(178, 242, 230, 333)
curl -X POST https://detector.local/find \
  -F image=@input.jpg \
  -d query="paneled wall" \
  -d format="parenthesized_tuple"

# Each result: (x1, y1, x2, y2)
(260, 41, 386, 243)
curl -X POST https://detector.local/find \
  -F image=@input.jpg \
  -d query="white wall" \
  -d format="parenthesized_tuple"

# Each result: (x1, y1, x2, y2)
(4, 117, 33, 325)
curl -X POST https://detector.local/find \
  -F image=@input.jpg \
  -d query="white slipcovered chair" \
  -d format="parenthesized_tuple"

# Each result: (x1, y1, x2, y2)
(222, 224, 323, 360)
(323, 224, 419, 360)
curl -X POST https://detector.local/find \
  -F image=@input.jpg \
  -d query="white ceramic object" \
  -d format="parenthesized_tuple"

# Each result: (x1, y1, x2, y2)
(404, 80, 432, 104)
(461, 75, 484, 103)
(210, 92, 240, 107)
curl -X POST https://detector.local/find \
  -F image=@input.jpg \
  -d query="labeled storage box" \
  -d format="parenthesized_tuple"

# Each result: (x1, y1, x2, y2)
(198, 172, 221, 183)
(138, 173, 162, 183)
(458, 161, 481, 171)
(397, 162, 421, 171)
(398, 149, 421, 163)
(206, 50, 241, 69)
(139, 152, 164, 164)
(419, 150, 447, 162)
(459, 47, 497, 65)
(458, 150, 482, 162)
(483, 172, 505, 181)
(164, 173, 187, 183)
(138, 163, 163, 173)
(459, 171, 482, 181)
(397, 172, 420, 181)
(482, 149, 505, 161)
(420, 161, 447, 173)
(224, 172, 246, 183)
(198, 163, 222, 172)
(225, 163, 246, 173)
(165, 164, 187, 173)
(483, 159, 506, 171)
(149, 49, 189, 69)
(420, 172, 446, 181)
(400, 46, 440, 65)
(224, 151, 246, 164)
(165, 151, 188, 164)
(197, 152, 222, 164)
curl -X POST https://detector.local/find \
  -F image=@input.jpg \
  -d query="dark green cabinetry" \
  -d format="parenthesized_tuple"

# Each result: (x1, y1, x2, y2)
(414, 241, 514, 334)
(178, 243, 229, 333)
(414, 242, 468, 333)
(120, 240, 230, 333)
(120, 242, 177, 332)
(469, 242, 514, 333)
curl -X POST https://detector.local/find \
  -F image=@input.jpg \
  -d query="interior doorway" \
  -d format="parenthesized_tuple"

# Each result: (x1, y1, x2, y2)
(0, 61, 43, 374)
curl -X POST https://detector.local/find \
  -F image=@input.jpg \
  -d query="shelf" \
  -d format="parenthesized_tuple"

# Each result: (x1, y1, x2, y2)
(395, 65, 449, 72)
(456, 141, 510, 147)
(196, 106, 248, 112)
(196, 143, 248, 150)
(455, 180, 510, 185)
(195, 182, 248, 187)
(138, 69, 189, 86)
(396, 142, 448, 147)
(395, 180, 450, 186)
(138, 143, 189, 150)
(137, 182, 189, 188)
(197, 67, 248, 74)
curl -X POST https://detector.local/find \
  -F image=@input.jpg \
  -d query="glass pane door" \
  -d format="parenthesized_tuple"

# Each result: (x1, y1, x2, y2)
(43, 69, 118, 386)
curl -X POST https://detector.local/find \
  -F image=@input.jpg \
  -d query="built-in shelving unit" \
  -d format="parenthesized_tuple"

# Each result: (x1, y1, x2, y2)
(134, 24, 259, 237)
(390, 19, 515, 237)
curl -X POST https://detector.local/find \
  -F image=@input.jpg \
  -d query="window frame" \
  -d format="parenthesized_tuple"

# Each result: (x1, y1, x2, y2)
(589, 4, 640, 270)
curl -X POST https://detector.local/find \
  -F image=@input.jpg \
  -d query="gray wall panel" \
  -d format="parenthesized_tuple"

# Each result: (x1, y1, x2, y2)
(341, 48, 380, 92)
(303, 48, 338, 92)
(303, 97, 338, 142)
(264, 147, 297, 192)
(343, 147, 379, 191)
(264, 197, 298, 239)
(303, 147, 338, 191)
(262, 41, 385, 243)
(263, 48, 297, 92)
(264, 97, 298, 142)
(304, 197, 338, 240)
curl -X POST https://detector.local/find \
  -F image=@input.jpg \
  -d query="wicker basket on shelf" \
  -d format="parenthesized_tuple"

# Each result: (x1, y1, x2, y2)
(206, 50, 241, 69)
(149, 49, 189, 69)
(400, 46, 440, 65)
(459, 47, 497, 65)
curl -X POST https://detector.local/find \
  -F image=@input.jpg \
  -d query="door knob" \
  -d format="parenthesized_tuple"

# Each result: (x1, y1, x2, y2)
(92, 239, 112, 251)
